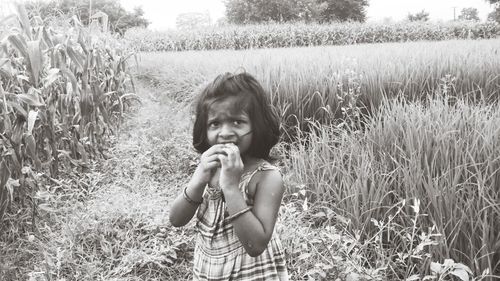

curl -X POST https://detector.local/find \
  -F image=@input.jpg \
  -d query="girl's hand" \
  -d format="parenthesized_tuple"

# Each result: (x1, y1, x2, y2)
(218, 143, 244, 192)
(191, 144, 226, 186)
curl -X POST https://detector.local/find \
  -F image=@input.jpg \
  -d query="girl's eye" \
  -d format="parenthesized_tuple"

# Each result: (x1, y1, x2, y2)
(208, 121, 219, 128)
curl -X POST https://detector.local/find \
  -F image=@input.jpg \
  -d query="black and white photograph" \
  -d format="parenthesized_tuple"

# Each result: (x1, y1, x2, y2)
(0, 0, 499, 280)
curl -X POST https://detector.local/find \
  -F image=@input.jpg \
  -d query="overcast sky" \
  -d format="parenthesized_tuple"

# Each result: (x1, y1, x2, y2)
(120, 0, 496, 30)
(1, 0, 495, 29)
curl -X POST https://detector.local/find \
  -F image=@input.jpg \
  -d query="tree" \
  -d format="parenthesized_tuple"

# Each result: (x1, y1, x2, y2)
(458, 7, 480, 21)
(114, 7, 150, 34)
(486, 0, 500, 23)
(407, 10, 430, 22)
(317, 0, 368, 22)
(223, 0, 367, 24)
(176, 12, 211, 30)
(26, 0, 149, 34)
(224, 0, 301, 23)
(487, 8, 500, 22)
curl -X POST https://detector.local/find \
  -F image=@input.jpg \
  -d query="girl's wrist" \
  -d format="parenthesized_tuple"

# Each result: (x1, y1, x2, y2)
(188, 177, 208, 191)
(220, 183, 240, 194)
(183, 186, 203, 205)
(185, 181, 205, 200)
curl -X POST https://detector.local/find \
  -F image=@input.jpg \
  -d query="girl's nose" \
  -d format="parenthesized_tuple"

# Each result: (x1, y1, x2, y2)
(219, 124, 236, 138)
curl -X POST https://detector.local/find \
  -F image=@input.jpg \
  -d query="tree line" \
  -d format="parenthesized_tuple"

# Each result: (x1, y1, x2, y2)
(25, 0, 149, 35)
(21, 0, 500, 35)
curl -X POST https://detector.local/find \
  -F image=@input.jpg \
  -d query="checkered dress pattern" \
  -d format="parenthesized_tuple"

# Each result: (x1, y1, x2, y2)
(193, 161, 288, 281)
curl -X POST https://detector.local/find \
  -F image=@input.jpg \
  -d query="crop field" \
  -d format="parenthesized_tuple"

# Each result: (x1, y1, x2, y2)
(1, 5, 500, 280)
(138, 39, 500, 136)
(135, 39, 500, 279)
(124, 21, 500, 52)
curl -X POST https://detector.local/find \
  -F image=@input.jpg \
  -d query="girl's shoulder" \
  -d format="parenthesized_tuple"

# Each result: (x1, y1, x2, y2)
(243, 159, 281, 180)
(259, 159, 280, 171)
(244, 159, 283, 201)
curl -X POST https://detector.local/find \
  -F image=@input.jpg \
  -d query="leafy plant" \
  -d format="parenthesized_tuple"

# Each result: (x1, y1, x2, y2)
(0, 4, 138, 228)
(283, 95, 500, 278)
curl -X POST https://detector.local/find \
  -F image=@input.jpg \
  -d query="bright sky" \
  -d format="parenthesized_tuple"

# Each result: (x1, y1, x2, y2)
(120, 0, 496, 30)
(120, 0, 226, 30)
(0, 0, 494, 29)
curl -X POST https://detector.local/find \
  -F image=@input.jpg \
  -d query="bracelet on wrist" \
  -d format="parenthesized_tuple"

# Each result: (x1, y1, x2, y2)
(226, 206, 252, 222)
(183, 186, 203, 205)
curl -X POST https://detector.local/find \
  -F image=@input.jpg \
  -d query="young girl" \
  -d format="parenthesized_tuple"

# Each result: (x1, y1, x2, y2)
(169, 72, 288, 280)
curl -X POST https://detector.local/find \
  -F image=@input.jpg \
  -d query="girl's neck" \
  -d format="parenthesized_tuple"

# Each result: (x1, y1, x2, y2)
(241, 155, 260, 166)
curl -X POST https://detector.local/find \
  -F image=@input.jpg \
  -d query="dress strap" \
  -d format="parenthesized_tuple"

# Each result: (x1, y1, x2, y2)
(240, 160, 280, 200)
(247, 161, 278, 179)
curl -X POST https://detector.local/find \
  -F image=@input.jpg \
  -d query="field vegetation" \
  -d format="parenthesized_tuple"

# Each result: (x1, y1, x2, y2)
(124, 21, 499, 52)
(0, 4, 139, 279)
(136, 39, 500, 279)
(137, 39, 500, 138)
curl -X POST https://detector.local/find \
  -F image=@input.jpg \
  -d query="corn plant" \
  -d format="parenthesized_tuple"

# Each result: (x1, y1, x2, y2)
(124, 21, 500, 52)
(0, 4, 138, 224)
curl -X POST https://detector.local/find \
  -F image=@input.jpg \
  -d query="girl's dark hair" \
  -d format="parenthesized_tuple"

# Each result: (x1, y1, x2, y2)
(193, 72, 279, 159)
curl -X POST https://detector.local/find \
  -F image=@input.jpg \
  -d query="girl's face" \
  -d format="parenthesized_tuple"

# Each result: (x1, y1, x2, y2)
(206, 96, 253, 156)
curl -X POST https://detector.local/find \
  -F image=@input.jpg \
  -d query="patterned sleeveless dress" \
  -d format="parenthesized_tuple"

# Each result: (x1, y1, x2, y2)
(193, 160, 288, 281)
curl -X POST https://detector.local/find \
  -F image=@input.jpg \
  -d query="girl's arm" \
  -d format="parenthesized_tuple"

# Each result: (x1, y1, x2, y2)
(217, 143, 284, 256)
(169, 144, 225, 227)
(223, 170, 285, 257)
(168, 179, 205, 227)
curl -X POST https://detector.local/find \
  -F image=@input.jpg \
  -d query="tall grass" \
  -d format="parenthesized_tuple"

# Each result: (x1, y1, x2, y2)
(136, 38, 500, 278)
(138, 38, 500, 138)
(283, 96, 500, 278)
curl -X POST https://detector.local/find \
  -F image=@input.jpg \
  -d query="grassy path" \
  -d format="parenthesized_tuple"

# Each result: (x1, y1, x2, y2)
(20, 79, 197, 280)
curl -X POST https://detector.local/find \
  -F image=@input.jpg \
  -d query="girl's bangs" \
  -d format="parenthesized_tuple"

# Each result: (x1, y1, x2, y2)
(206, 93, 252, 116)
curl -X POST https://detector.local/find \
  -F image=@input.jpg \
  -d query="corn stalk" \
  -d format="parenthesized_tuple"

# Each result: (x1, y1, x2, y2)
(0, 4, 139, 223)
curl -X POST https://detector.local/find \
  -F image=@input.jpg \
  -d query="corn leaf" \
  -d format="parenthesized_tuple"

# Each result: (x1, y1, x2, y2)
(27, 40, 42, 85)
(41, 26, 54, 49)
(60, 68, 78, 95)
(27, 110, 37, 135)
(17, 93, 45, 107)
(0, 161, 9, 191)
(67, 45, 84, 72)
(6, 34, 29, 58)
(7, 99, 28, 118)
(14, 4, 32, 40)
(77, 29, 88, 55)
(0, 83, 12, 134)
(25, 134, 41, 171)
(91, 81, 104, 106)
(98, 104, 109, 124)
(11, 117, 24, 145)
(0, 160, 12, 222)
